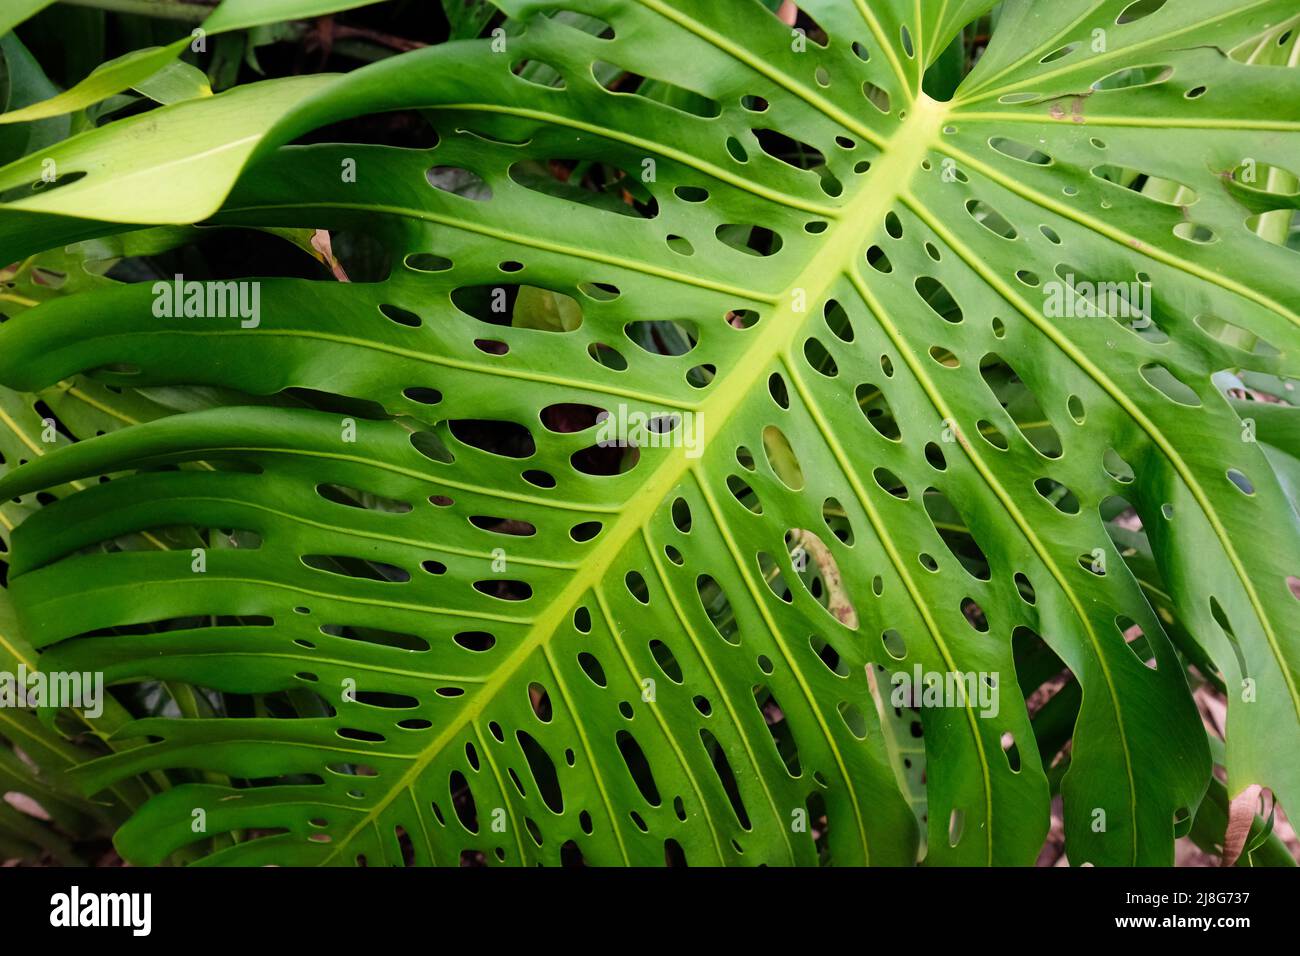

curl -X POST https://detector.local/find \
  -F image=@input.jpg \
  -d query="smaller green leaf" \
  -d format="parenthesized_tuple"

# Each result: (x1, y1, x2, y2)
(440, 0, 499, 40)
(513, 284, 583, 332)
(132, 58, 212, 105)
(0, 74, 335, 236)
(0, 0, 385, 125)
(0, 43, 186, 125)
(202, 0, 390, 34)
(206, 32, 246, 91)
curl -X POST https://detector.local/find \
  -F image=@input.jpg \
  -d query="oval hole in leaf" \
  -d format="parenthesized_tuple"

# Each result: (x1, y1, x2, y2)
(762, 424, 805, 490)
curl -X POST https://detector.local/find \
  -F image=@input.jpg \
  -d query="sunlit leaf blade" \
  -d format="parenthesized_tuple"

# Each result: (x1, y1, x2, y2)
(0, 74, 335, 246)
(202, 0, 392, 33)
(0, 46, 187, 125)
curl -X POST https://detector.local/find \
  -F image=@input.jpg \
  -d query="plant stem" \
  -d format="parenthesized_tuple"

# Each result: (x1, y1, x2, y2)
(56, 0, 214, 23)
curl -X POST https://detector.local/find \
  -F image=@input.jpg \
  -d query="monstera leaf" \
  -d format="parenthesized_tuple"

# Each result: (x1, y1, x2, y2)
(0, 0, 1297, 868)
(0, 245, 260, 863)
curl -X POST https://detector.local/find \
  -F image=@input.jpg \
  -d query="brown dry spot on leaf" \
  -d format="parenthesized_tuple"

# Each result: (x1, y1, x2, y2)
(790, 528, 859, 628)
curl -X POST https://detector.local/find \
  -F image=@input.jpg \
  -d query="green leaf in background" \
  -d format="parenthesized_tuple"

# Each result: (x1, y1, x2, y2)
(202, 0, 391, 33)
(0, 0, 1297, 869)
(0, 44, 187, 125)
(0, 0, 388, 126)
(0, 33, 69, 164)
(131, 57, 212, 105)
(0, 1, 56, 39)
(440, 0, 499, 39)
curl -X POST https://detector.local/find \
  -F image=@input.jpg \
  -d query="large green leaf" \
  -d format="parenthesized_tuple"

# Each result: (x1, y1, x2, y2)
(0, 242, 301, 863)
(0, 0, 1297, 867)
